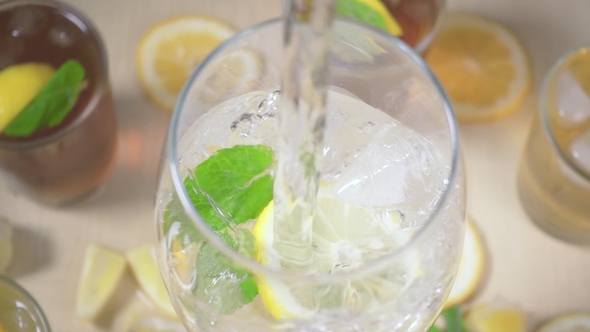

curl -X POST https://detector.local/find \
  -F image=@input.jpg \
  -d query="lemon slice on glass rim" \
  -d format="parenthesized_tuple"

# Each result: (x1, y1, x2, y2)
(252, 187, 419, 320)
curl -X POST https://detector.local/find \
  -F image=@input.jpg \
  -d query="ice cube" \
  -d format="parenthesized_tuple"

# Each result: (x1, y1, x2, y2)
(555, 71, 590, 127)
(332, 121, 441, 210)
(569, 128, 590, 175)
(49, 16, 80, 48)
(0, 36, 23, 69)
(9, 8, 47, 38)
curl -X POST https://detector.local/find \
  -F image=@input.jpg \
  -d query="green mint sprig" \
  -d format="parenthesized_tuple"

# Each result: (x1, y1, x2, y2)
(4, 60, 86, 137)
(163, 144, 275, 314)
(429, 306, 468, 332)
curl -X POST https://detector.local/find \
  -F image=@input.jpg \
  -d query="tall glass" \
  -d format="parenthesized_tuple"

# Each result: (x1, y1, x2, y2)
(155, 18, 465, 332)
(518, 47, 590, 245)
(0, 0, 118, 205)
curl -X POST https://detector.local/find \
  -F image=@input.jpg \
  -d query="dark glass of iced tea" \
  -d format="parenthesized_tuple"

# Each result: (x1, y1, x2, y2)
(0, 0, 117, 205)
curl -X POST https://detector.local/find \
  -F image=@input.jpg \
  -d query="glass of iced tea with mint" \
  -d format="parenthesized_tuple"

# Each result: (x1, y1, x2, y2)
(0, 0, 118, 205)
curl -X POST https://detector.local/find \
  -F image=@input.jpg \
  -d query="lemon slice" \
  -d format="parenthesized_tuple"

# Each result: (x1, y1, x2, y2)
(76, 244, 127, 320)
(253, 190, 417, 319)
(425, 12, 531, 121)
(0, 218, 12, 272)
(127, 245, 177, 318)
(465, 303, 527, 332)
(445, 219, 485, 308)
(538, 314, 590, 332)
(337, 0, 403, 36)
(136, 14, 236, 111)
(0, 63, 55, 131)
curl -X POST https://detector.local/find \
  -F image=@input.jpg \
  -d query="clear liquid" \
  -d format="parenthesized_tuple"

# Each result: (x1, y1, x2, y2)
(273, 0, 336, 266)
(166, 89, 449, 331)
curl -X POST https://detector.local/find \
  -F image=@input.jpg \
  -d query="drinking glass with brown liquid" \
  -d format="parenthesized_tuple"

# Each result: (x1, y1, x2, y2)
(518, 47, 590, 245)
(0, 0, 118, 205)
(382, 0, 445, 53)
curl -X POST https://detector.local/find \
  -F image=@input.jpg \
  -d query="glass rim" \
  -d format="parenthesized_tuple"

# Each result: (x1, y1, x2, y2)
(0, 275, 52, 332)
(540, 46, 590, 183)
(0, 0, 109, 151)
(414, 0, 447, 54)
(167, 16, 460, 282)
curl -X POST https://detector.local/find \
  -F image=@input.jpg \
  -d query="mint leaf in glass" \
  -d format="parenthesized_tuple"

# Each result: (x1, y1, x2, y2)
(164, 144, 275, 315)
(4, 60, 86, 137)
(185, 144, 274, 231)
(195, 230, 259, 315)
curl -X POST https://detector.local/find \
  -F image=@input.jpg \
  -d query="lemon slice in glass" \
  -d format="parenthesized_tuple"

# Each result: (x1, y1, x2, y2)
(0, 63, 55, 131)
(252, 188, 418, 319)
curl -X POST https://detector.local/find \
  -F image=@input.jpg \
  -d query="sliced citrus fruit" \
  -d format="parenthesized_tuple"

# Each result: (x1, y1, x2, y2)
(252, 189, 417, 319)
(127, 245, 177, 318)
(336, 0, 403, 36)
(0, 62, 55, 131)
(425, 12, 531, 121)
(538, 314, 590, 332)
(444, 219, 485, 308)
(465, 303, 527, 332)
(136, 14, 236, 111)
(76, 244, 127, 320)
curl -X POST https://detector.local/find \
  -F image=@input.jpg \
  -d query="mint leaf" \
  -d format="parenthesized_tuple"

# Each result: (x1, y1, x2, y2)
(163, 193, 205, 244)
(428, 327, 443, 332)
(185, 144, 274, 231)
(164, 145, 274, 315)
(336, 0, 388, 31)
(195, 231, 258, 315)
(442, 306, 467, 332)
(4, 60, 86, 137)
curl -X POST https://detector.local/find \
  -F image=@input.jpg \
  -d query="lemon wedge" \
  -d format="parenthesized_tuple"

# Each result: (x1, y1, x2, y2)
(445, 219, 485, 308)
(252, 189, 417, 319)
(136, 14, 236, 111)
(425, 12, 531, 121)
(465, 303, 527, 332)
(537, 314, 590, 332)
(76, 244, 127, 320)
(0, 63, 55, 131)
(127, 245, 177, 318)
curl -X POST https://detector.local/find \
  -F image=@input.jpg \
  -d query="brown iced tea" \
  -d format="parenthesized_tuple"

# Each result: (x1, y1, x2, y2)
(0, 0, 118, 205)
(382, 0, 444, 52)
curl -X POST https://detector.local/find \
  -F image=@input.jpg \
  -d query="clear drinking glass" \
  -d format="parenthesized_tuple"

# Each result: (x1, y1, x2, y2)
(0, 275, 51, 332)
(155, 17, 465, 332)
(518, 47, 590, 245)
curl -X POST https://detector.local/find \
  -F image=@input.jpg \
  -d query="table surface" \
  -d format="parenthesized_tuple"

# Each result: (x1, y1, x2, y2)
(1, 0, 590, 331)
